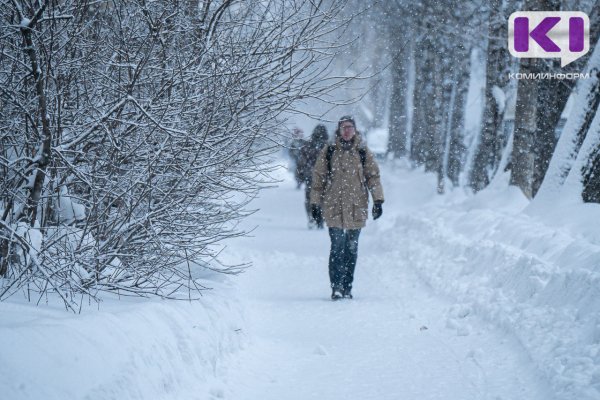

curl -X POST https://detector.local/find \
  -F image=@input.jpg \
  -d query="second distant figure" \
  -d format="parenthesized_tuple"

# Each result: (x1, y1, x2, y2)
(296, 124, 329, 229)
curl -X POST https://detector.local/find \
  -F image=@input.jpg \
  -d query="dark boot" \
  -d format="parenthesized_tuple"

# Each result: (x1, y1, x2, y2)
(342, 288, 353, 299)
(331, 289, 343, 300)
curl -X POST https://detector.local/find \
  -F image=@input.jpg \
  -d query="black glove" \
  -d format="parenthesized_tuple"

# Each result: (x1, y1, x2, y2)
(311, 204, 322, 222)
(372, 201, 383, 220)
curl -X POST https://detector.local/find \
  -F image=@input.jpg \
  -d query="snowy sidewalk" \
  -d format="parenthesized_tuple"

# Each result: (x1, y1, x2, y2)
(220, 165, 554, 400)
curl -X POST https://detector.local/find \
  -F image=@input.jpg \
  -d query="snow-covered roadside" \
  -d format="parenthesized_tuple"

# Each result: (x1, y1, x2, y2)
(376, 165, 600, 400)
(0, 280, 245, 400)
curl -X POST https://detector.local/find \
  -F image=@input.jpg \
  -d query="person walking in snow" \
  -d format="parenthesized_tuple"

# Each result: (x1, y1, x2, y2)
(296, 124, 329, 229)
(288, 127, 305, 189)
(309, 116, 384, 300)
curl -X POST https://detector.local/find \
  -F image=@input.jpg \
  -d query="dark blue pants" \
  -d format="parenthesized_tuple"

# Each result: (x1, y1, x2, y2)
(328, 227, 361, 292)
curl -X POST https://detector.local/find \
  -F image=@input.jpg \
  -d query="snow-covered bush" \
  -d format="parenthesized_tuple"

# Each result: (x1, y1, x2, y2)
(0, 0, 351, 308)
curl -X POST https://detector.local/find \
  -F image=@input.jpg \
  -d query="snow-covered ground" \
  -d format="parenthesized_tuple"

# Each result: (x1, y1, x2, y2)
(0, 284, 244, 400)
(1, 160, 599, 399)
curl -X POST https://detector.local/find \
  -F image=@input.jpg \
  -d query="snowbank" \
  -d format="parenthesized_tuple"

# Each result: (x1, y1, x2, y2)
(377, 165, 600, 400)
(0, 281, 245, 400)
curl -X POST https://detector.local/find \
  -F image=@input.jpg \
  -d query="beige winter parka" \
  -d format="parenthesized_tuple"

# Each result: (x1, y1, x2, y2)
(310, 134, 384, 229)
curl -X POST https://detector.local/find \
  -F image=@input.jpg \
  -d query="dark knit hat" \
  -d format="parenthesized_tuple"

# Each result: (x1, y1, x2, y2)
(338, 115, 355, 128)
(312, 124, 328, 142)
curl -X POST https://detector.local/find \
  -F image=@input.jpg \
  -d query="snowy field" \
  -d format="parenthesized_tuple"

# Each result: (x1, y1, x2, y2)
(1, 159, 599, 400)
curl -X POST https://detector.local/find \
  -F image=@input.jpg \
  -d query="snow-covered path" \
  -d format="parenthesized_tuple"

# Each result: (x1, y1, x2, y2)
(3, 161, 594, 400)
(220, 164, 554, 400)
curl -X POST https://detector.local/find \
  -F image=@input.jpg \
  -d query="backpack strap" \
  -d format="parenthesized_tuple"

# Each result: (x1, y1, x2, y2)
(326, 145, 335, 175)
(358, 148, 367, 169)
(326, 145, 367, 178)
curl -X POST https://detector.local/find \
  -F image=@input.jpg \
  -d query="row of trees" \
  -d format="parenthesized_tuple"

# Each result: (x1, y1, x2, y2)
(0, 0, 352, 308)
(353, 0, 600, 202)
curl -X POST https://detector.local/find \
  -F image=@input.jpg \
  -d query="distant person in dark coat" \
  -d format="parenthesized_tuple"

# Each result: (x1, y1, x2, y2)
(296, 124, 329, 228)
(288, 127, 305, 189)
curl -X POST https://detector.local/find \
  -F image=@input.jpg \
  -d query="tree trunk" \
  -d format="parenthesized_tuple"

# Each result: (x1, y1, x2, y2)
(562, 102, 600, 202)
(423, 46, 440, 173)
(510, 0, 562, 198)
(510, 57, 538, 198)
(414, 15, 439, 170)
(446, 63, 470, 186)
(470, 0, 512, 192)
(387, 23, 408, 158)
(531, 68, 567, 197)
(431, 53, 444, 191)
(410, 48, 428, 166)
(0, 6, 52, 276)
(20, 15, 53, 226)
(582, 145, 600, 203)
